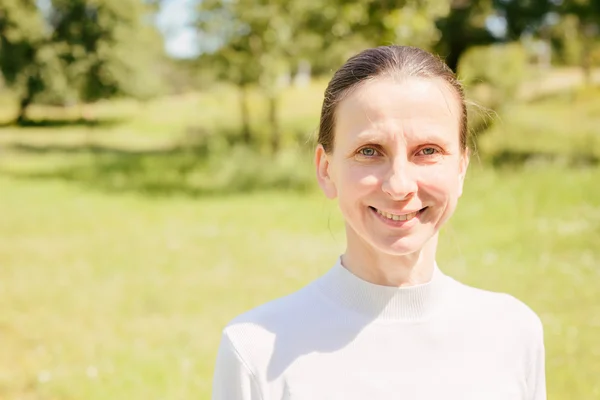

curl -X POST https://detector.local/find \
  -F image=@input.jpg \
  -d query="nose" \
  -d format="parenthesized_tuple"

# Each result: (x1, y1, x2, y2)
(381, 157, 418, 200)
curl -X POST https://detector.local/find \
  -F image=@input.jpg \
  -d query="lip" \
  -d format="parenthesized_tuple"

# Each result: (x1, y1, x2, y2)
(369, 206, 426, 227)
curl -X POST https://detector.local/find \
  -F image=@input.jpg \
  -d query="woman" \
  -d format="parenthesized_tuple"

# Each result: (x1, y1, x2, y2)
(212, 46, 546, 400)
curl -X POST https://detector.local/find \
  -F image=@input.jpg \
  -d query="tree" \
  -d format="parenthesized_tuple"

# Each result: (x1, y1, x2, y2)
(434, 0, 496, 72)
(458, 42, 528, 150)
(0, 0, 165, 124)
(197, 0, 454, 152)
(559, 0, 600, 85)
(49, 0, 165, 105)
(196, 10, 262, 144)
(494, 0, 555, 40)
(198, 0, 325, 153)
(0, 0, 65, 123)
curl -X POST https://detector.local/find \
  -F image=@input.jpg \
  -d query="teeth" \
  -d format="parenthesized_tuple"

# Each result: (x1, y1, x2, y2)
(376, 209, 419, 221)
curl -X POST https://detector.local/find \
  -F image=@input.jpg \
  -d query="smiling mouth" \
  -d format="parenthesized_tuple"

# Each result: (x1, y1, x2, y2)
(369, 206, 427, 221)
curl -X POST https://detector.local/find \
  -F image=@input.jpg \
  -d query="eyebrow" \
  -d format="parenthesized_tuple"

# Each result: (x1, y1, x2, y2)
(351, 131, 384, 145)
(350, 128, 454, 147)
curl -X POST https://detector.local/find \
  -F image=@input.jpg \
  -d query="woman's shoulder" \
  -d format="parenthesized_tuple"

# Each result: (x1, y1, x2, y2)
(448, 276, 544, 336)
(221, 279, 325, 341)
(217, 281, 327, 373)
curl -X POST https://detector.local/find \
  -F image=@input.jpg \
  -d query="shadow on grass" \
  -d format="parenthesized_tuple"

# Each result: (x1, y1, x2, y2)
(0, 117, 125, 130)
(10, 143, 596, 198)
(1, 143, 315, 197)
(4, 142, 182, 156)
(490, 150, 599, 168)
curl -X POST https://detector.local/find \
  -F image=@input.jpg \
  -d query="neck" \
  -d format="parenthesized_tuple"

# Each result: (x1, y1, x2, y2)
(341, 233, 438, 287)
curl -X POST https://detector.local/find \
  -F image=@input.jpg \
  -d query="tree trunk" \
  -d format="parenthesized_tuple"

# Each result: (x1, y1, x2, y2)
(445, 42, 466, 73)
(435, 2, 495, 73)
(582, 48, 592, 87)
(16, 75, 40, 125)
(436, 5, 471, 73)
(16, 94, 32, 125)
(239, 83, 251, 144)
(581, 22, 595, 88)
(268, 93, 280, 154)
(81, 103, 96, 148)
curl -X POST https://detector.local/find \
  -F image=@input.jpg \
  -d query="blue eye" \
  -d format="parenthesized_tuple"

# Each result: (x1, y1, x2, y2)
(359, 147, 378, 157)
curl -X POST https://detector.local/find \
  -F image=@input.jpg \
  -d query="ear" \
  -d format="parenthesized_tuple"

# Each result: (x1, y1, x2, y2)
(315, 144, 337, 199)
(457, 148, 470, 197)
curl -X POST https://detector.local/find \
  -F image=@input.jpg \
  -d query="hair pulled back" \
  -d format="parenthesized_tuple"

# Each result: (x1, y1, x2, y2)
(318, 45, 468, 153)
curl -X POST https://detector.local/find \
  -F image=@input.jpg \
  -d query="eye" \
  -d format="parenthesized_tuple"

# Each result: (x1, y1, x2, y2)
(418, 147, 439, 156)
(358, 147, 380, 157)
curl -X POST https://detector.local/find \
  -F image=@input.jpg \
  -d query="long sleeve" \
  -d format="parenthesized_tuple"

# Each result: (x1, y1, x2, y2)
(212, 333, 264, 400)
(526, 318, 547, 400)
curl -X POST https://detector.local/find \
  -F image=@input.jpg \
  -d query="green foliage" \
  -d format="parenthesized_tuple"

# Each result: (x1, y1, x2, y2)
(480, 86, 600, 164)
(434, 0, 496, 71)
(1, 144, 315, 196)
(204, 146, 316, 193)
(51, 0, 165, 103)
(196, 0, 456, 152)
(551, 0, 600, 83)
(198, 0, 453, 80)
(197, 0, 332, 152)
(192, 0, 577, 153)
(458, 43, 529, 142)
(549, 14, 585, 66)
(0, 0, 44, 82)
(0, 0, 165, 123)
(0, 0, 61, 121)
(459, 43, 529, 104)
(322, 0, 450, 49)
(493, 0, 555, 39)
(156, 58, 216, 94)
(0, 79, 326, 195)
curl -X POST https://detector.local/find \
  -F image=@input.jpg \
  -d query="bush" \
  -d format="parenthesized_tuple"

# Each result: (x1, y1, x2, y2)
(8, 142, 317, 197)
(200, 145, 316, 194)
(458, 43, 529, 148)
(458, 43, 529, 107)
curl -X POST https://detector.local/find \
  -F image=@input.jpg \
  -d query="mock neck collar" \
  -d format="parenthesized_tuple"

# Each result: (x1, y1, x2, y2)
(315, 257, 450, 322)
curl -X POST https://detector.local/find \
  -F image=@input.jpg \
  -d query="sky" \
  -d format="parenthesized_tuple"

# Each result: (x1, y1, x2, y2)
(156, 0, 200, 59)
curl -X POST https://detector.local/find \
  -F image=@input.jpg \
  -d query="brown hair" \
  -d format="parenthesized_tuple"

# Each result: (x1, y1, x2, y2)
(318, 45, 468, 153)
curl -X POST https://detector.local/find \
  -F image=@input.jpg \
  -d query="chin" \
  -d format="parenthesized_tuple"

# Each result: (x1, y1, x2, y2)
(345, 219, 437, 257)
(369, 234, 430, 256)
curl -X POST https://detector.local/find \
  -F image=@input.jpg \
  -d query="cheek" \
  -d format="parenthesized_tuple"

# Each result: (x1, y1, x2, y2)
(416, 165, 462, 199)
(338, 165, 382, 196)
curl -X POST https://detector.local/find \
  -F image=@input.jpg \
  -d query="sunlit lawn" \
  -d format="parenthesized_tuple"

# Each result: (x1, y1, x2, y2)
(1, 162, 599, 399)
(1, 74, 600, 399)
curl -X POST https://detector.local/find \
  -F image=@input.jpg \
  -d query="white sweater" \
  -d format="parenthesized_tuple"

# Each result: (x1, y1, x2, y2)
(212, 260, 546, 400)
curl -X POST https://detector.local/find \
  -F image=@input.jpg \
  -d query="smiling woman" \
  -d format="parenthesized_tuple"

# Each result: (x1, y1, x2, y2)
(316, 76, 468, 272)
(212, 46, 546, 400)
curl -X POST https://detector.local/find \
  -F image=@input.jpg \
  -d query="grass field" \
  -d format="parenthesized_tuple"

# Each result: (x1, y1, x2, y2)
(1, 76, 600, 399)
(1, 166, 599, 399)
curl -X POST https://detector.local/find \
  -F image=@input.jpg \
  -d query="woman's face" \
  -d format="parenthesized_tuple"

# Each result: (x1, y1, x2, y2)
(316, 76, 469, 256)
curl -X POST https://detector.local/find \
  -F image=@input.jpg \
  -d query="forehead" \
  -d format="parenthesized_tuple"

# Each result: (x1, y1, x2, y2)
(334, 76, 461, 145)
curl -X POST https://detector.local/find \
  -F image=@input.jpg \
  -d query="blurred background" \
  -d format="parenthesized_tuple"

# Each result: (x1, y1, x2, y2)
(1, 0, 599, 398)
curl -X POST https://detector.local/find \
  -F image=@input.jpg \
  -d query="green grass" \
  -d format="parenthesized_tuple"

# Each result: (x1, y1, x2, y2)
(1, 76, 600, 398)
(0, 164, 599, 399)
